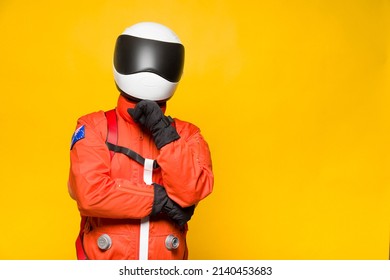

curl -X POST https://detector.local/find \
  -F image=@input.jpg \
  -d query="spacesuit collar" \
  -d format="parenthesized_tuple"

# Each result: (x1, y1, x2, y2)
(116, 94, 167, 124)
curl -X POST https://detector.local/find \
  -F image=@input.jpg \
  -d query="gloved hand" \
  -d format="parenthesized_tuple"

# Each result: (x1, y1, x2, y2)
(151, 183, 195, 227)
(128, 100, 180, 149)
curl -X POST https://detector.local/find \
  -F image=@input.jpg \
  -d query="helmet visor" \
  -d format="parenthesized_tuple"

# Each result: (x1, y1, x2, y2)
(114, 35, 184, 83)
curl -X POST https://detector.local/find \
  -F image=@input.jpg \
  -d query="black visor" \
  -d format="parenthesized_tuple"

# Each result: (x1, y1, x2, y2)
(114, 35, 184, 83)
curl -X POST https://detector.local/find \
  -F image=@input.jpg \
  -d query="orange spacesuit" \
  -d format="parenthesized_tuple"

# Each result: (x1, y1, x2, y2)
(68, 95, 213, 259)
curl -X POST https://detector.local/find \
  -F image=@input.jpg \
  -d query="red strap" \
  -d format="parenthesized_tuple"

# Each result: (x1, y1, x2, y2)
(75, 109, 118, 260)
(105, 109, 118, 159)
(75, 216, 87, 260)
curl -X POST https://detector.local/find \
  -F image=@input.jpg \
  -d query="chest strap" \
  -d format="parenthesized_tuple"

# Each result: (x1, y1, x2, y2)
(106, 142, 159, 169)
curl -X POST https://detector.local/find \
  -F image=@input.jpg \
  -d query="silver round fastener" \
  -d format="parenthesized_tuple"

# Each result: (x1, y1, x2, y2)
(165, 234, 179, 250)
(97, 234, 112, 250)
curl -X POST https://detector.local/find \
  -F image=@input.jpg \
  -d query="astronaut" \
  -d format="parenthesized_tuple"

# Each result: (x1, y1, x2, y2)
(68, 22, 214, 260)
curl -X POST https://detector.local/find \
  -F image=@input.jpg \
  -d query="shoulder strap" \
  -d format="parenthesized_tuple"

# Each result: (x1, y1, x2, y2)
(105, 109, 118, 159)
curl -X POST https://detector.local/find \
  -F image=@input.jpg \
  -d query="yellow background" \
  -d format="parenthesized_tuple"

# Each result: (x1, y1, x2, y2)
(0, 0, 390, 259)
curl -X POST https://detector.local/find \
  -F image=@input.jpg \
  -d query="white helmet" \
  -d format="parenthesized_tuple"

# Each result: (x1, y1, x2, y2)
(113, 22, 185, 102)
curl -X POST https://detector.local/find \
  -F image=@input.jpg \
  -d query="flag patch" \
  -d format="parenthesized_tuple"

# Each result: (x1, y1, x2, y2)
(70, 125, 85, 149)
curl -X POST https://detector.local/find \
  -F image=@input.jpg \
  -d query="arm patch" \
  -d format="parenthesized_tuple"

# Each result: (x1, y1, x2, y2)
(70, 125, 85, 149)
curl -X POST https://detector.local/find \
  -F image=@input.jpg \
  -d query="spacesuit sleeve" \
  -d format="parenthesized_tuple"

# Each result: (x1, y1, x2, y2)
(68, 112, 154, 219)
(157, 119, 214, 207)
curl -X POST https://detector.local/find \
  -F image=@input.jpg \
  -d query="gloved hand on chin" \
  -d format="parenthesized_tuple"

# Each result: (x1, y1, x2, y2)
(151, 183, 195, 227)
(128, 100, 180, 149)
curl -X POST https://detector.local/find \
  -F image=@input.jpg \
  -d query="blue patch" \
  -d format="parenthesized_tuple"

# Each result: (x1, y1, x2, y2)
(70, 125, 85, 149)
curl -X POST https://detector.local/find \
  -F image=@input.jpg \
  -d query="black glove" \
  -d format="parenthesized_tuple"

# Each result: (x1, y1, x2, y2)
(151, 183, 195, 227)
(128, 100, 180, 149)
